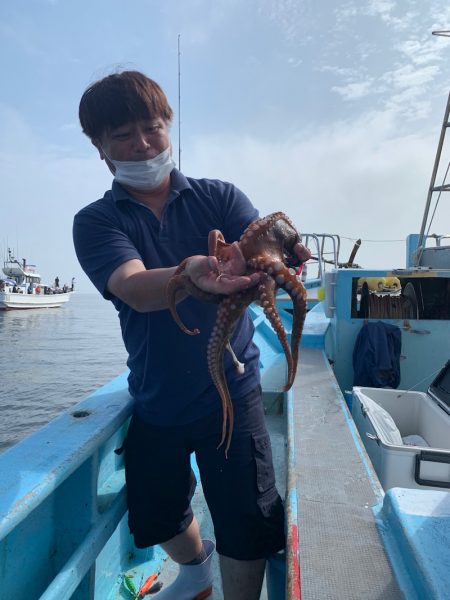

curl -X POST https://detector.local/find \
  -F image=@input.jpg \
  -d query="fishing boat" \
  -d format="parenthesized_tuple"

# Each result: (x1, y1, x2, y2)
(1, 94, 450, 600)
(0, 249, 72, 310)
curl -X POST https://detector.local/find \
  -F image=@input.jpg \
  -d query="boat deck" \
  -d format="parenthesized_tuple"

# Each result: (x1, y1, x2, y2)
(292, 347, 402, 599)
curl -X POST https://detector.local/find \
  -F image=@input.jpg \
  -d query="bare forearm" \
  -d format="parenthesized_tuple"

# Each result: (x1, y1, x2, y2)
(107, 253, 272, 314)
(109, 265, 186, 312)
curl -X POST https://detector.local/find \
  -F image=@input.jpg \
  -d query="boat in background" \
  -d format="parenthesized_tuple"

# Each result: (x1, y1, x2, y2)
(0, 249, 73, 310)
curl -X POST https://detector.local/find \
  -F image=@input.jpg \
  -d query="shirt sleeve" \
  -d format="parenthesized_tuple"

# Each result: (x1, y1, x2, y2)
(73, 200, 142, 299)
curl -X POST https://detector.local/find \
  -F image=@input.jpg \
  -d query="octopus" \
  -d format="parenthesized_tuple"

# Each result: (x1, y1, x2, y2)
(166, 212, 308, 454)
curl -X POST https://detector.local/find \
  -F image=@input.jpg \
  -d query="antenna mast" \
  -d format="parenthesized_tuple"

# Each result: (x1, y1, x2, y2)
(178, 34, 182, 170)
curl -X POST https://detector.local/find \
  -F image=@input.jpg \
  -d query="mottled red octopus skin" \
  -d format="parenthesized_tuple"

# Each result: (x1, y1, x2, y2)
(166, 212, 307, 454)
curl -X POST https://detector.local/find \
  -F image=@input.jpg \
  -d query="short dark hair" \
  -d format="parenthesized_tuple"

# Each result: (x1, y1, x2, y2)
(79, 71, 173, 141)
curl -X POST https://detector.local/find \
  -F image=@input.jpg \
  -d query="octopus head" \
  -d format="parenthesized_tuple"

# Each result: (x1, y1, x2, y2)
(272, 216, 302, 267)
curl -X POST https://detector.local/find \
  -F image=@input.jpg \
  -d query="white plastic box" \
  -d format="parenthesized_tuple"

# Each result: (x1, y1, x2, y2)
(352, 363, 450, 491)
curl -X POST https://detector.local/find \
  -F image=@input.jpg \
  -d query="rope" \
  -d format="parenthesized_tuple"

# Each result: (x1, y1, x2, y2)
(396, 365, 446, 398)
(365, 294, 417, 319)
(340, 236, 404, 243)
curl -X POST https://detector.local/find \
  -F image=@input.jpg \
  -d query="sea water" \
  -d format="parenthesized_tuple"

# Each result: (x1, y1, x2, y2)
(0, 293, 128, 452)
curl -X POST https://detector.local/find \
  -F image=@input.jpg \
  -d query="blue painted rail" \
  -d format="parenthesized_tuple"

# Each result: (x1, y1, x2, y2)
(0, 374, 156, 599)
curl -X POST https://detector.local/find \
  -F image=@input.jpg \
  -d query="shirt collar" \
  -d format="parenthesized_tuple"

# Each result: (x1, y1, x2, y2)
(110, 168, 192, 203)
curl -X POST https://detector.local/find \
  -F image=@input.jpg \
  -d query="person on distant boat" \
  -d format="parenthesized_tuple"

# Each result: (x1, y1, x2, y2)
(74, 70, 309, 600)
(54, 276, 59, 288)
(27, 282, 33, 294)
(71, 277, 75, 291)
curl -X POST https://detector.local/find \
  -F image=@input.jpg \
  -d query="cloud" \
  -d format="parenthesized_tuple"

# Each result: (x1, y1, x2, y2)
(365, 0, 414, 31)
(332, 80, 374, 100)
(322, 4, 450, 124)
(258, 0, 308, 42)
(382, 64, 440, 90)
(183, 108, 448, 271)
(397, 38, 446, 65)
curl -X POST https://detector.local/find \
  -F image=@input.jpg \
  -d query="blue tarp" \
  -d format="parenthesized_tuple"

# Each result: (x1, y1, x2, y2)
(353, 321, 402, 388)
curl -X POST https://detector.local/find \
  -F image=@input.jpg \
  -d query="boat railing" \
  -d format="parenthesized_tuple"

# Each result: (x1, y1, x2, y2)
(407, 232, 450, 269)
(301, 233, 341, 288)
(0, 373, 138, 600)
(434, 234, 450, 246)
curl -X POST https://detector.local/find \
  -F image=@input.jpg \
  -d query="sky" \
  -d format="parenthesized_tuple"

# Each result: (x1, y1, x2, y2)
(2, 0, 450, 292)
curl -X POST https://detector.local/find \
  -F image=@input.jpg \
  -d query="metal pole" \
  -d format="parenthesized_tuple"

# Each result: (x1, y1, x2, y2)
(415, 91, 450, 264)
(178, 34, 181, 170)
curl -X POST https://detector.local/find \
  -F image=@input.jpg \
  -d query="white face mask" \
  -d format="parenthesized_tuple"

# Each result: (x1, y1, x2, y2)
(106, 147, 176, 191)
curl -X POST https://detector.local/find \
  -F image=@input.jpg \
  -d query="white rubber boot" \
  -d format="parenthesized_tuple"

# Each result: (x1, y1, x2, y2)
(156, 539, 215, 600)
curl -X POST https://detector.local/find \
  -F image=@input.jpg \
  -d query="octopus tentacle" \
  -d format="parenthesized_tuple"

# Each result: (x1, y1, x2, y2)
(250, 254, 307, 389)
(207, 297, 239, 454)
(167, 211, 308, 455)
(166, 261, 222, 335)
(166, 273, 200, 335)
(275, 267, 307, 387)
(256, 276, 295, 389)
(285, 273, 307, 379)
(207, 288, 259, 454)
(207, 325, 231, 452)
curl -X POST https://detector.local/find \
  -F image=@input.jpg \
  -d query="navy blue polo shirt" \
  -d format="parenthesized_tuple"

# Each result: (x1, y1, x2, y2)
(73, 169, 260, 425)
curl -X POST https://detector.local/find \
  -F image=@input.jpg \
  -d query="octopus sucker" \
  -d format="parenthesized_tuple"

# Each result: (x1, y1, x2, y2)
(166, 212, 307, 454)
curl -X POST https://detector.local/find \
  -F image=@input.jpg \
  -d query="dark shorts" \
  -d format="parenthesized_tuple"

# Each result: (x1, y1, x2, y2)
(123, 385, 285, 560)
